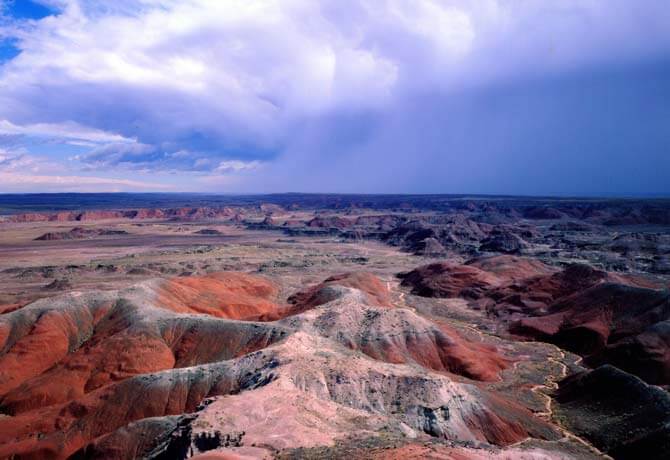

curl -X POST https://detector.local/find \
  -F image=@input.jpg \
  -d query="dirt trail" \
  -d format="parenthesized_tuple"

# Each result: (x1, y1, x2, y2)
(527, 344, 612, 459)
(386, 279, 409, 309)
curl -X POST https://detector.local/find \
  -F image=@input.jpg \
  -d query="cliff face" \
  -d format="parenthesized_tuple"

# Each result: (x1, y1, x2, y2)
(6, 207, 239, 223)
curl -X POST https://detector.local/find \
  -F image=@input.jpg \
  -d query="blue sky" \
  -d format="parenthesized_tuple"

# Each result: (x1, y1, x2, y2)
(0, 37, 19, 62)
(0, 0, 51, 60)
(7, 0, 52, 18)
(0, 0, 668, 194)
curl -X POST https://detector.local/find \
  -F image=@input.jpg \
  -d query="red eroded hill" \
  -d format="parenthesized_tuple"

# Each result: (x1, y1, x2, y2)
(481, 263, 610, 318)
(154, 272, 285, 320)
(398, 263, 501, 299)
(0, 291, 288, 413)
(466, 255, 555, 281)
(398, 255, 555, 300)
(286, 274, 508, 382)
(400, 256, 670, 385)
(511, 284, 670, 384)
(0, 267, 564, 459)
(287, 271, 391, 312)
(0, 279, 290, 458)
(402, 256, 663, 319)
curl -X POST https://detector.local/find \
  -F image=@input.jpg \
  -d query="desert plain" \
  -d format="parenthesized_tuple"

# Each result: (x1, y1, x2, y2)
(0, 193, 669, 459)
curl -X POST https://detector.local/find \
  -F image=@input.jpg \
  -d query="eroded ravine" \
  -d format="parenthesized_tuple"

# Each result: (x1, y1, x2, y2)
(388, 278, 612, 459)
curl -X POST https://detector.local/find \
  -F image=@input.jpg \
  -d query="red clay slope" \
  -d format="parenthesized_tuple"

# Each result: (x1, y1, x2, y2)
(0, 277, 290, 458)
(400, 256, 670, 385)
(512, 283, 670, 384)
(287, 271, 391, 312)
(0, 293, 287, 413)
(399, 255, 554, 300)
(0, 270, 552, 458)
(154, 272, 394, 322)
(401, 255, 663, 319)
(154, 272, 285, 320)
(288, 273, 508, 382)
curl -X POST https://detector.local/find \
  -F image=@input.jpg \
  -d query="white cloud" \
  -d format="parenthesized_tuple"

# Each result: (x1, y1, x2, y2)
(0, 0, 668, 192)
(0, 171, 172, 191)
(0, 0, 504, 150)
(0, 147, 166, 191)
(0, 119, 133, 143)
(2, 1, 668, 113)
(214, 159, 261, 173)
(0, 148, 65, 173)
(76, 141, 155, 166)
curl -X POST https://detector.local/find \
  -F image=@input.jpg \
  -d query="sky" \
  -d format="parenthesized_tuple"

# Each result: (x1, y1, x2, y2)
(0, 0, 668, 195)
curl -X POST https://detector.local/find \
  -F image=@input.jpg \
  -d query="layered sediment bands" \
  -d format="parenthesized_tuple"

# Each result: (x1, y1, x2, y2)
(283, 287, 508, 381)
(400, 256, 617, 306)
(401, 255, 661, 310)
(0, 331, 553, 459)
(3, 195, 670, 458)
(141, 333, 557, 458)
(465, 255, 555, 281)
(307, 216, 354, 229)
(382, 215, 493, 255)
(0, 302, 28, 315)
(555, 365, 670, 459)
(0, 278, 289, 417)
(275, 333, 556, 446)
(0, 360, 246, 459)
(0, 293, 117, 396)
(0, 271, 560, 459)
(0, 290, 288, 414)
(481, 263, 611, 319)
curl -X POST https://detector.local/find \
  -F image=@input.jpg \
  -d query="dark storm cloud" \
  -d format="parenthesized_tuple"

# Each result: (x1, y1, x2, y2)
(0, 0, 668, 192)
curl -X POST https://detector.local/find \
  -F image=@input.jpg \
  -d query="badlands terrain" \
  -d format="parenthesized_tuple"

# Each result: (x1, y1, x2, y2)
(0, 193, 669, 459)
